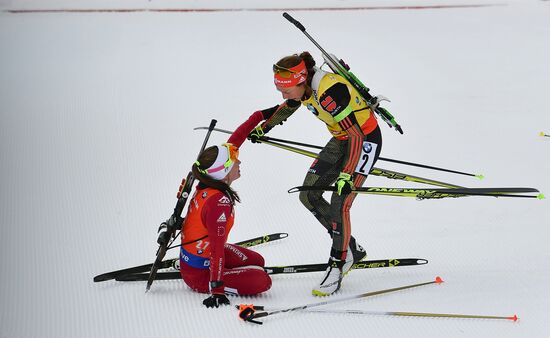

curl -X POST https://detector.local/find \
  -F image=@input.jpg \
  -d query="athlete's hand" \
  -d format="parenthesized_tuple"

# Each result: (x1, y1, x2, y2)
(335, 172, 354, 195)
(202, 294, 230, 308)
(248, 125, 265, 143)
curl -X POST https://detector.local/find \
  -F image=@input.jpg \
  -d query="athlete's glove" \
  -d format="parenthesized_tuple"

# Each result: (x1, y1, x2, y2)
(156, 216, 183, 246)
(202, 294, 230, 308)
(248, 125, 265, 143)
(335, 172, 354, 195)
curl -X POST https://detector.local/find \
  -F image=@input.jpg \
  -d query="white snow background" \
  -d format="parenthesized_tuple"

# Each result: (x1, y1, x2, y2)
(1, 0, 550, 337)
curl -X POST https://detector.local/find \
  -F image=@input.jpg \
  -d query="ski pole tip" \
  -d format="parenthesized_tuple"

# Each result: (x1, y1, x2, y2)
(435, 276, 444, 284)
(537, 193, 545, 200)
(540, 131, 544, 137)
(475, 174, 485, 180)
(510, 314, 519, 322)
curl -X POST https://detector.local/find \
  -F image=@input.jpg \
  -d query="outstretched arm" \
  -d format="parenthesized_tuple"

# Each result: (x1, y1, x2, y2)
(227, 111, 265, 147)
(259, 99, 301, 134)
(228, 99, 300, 146)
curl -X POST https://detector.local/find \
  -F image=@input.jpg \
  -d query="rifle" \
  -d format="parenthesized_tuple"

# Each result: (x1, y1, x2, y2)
(283, 12, 403, 134)
(145, 119, 218, 291)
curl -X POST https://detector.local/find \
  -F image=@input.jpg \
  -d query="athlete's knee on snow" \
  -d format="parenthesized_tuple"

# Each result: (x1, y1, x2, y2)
(242, 271, 272, 295)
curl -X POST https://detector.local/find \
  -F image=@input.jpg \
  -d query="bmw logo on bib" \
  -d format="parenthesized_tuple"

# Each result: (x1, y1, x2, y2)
(363, 142, 373, 153)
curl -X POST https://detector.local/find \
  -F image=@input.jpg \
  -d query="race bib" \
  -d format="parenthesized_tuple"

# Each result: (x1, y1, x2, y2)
(355, 141, 378, 176)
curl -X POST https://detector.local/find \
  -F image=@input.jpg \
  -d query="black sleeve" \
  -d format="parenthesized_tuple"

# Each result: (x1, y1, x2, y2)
(260, 105, 280, 120)
(261, 100, 300, 133)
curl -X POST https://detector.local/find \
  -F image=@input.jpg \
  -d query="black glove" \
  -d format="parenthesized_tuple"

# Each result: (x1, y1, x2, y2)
(248, 125, 265, 143)
(156, 216, 183, 246)
(202, 294, 230, 308)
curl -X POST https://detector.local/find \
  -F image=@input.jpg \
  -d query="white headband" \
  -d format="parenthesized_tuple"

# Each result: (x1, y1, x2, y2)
(198, 145, 234, 180)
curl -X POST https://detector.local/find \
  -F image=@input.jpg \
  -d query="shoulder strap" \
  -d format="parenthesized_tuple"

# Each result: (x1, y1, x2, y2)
(311, 67, 327, 97)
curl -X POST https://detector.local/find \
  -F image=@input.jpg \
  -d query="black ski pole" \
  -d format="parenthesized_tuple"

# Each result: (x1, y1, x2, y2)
(193, 126, 481, 178)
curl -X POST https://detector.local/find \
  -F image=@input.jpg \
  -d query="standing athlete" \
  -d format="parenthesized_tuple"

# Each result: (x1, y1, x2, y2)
(246, 51, 382, 296)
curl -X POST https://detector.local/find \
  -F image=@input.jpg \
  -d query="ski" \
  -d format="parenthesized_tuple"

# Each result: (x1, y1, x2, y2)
(264, 258, 427, 274)
(288, 186, 543, 200)
(114, 258, 428, 282)
(93, 232, 288, 282)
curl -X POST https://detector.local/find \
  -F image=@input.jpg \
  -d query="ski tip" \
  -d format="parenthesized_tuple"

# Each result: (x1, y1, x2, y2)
(280, 233, 289, 238)
(475, 174, 485, 180)
(537, 193, 545, 200)
(288, 187, 300, 193)
(540, 131, 545, 137)
(510, 314, 519, 322)
(435, 276, 444, 284)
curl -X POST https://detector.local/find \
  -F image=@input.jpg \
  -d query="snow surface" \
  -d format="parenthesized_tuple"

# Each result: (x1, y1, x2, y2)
(1, 0, 550, 337)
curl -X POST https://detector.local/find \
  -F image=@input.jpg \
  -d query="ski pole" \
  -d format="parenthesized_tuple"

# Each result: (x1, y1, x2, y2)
(247, 308, 519, 322)
(312, 309, 519, 321)
(256, 135, 482, 178)
(238, 276, 443, 324)
(194, 126, 482, 178)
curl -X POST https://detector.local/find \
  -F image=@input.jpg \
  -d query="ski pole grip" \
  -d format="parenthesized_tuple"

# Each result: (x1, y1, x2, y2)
(283, 12, 305, 32)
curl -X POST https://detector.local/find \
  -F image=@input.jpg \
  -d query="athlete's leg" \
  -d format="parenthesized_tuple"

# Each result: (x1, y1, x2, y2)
(298, 137, 343, 234)
(223, 243, 265, 268)
(329, 126, 383, 261)
(222, 267, 272, 296)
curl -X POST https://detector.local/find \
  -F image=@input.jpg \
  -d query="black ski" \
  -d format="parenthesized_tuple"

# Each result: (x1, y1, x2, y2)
(114, 258, 428, 282)
(93, 232, 288, 282)
(264, 258, 427, 274)
(288, 185, 542, 200)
